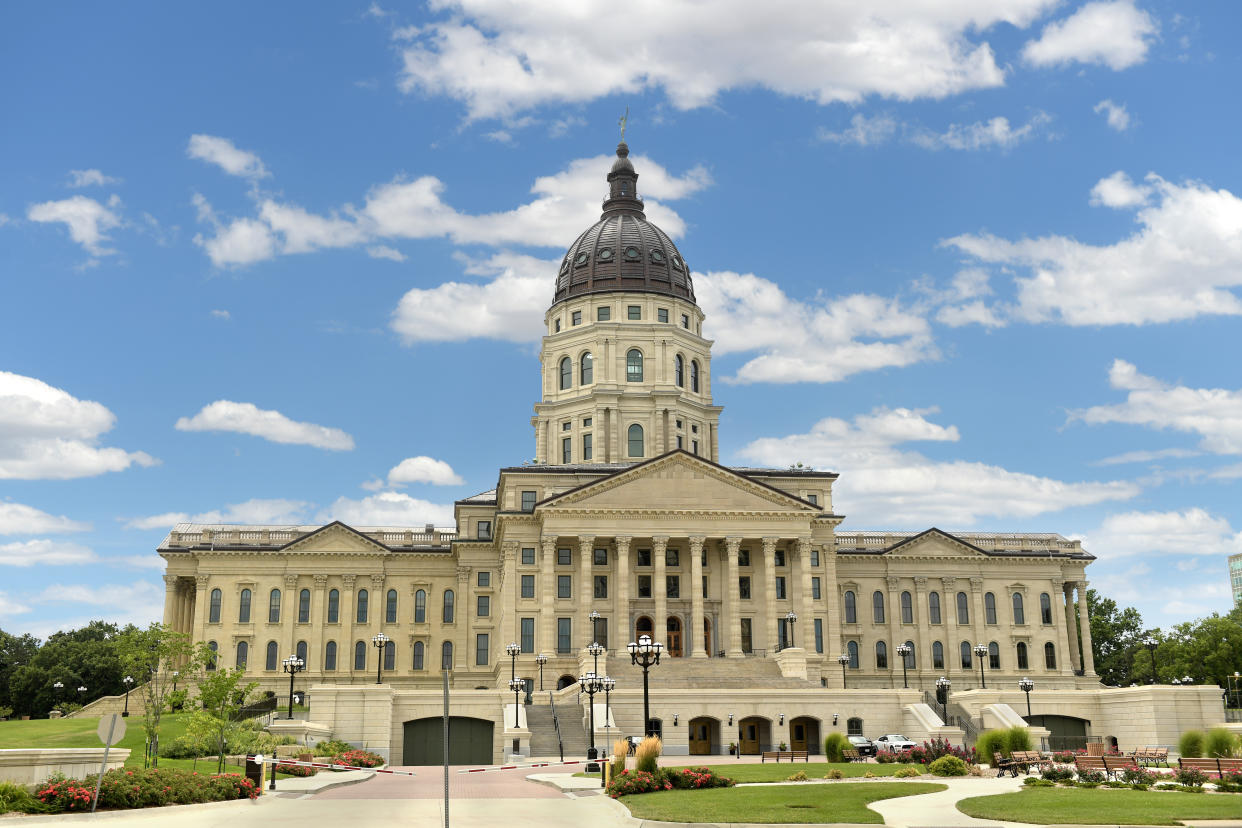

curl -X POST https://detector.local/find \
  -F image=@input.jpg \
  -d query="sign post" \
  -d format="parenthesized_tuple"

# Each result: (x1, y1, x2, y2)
(91, 713, 126, 814)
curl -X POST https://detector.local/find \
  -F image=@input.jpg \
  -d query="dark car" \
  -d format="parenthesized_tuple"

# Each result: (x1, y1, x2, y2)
(847, 735, 877, 756)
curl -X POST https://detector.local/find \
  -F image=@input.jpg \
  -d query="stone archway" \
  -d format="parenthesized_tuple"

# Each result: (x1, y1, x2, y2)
(790, 716, 821, 753)
(556, 674, 576, 690)
(688, 716, 720, 755)
(636, 615, 653, 641)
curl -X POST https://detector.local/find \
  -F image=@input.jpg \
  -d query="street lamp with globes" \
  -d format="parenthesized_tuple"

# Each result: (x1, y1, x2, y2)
(837, 653, 850, 689)
(895, 643, 912, 689)
(535, 652, 548, 691)
(281, 655, 305, 719)
(1143, 637, 1158, 684)
(505, 642, 522, 727)
(627, 634, 663, 736)
(1018, 677, 1034, 718)
(122, 676, 134, 717)
(935, 676, 951, 725)
(784, 611, 797, 650)
(973, 644, 989, 689)
(372, 632, 390, 684)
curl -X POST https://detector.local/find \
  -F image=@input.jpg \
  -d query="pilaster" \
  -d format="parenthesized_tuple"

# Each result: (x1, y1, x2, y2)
(725, 537, 743, 657)
(689, 536, 706, 657)
(653, 536, 669, 652)
(762, 537, 778, 652)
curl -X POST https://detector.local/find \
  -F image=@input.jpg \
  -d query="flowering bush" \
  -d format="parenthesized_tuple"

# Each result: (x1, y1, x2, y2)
(1175, 767, 1208, 788)
(35, 777, 96, 811)
(1121, 765, 1156, 788)
(334, 750, 385, 769)
(1051, 751, 1079, 763)
(667, 767, 734, 790)
(606, 769, 672, 798)
(1041, 766, 1075, 783)
(275, 763, 317, 777)
(34, 768, 258, 813)
(898, 738, 975, 766)
(1075, 769, 1105, 786)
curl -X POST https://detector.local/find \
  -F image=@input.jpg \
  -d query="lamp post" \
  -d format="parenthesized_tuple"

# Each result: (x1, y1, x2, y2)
(784, 611, 797, 650)
(506, 642, 521, 728)
(587, 641, 605, 677)
(580, 672, 603, 771)
(281, 655, 305, 719)
(52, 681, 63, 713)
(588, 610, 602, 648)
(600, 675, 615, 789)
(77, 686, 87, 705)
(973, 644, 988, 689)
(372, 632, 390, 684)
(627, 634, 663, 736)
(1018, 677, 1034, 718)
(121, 675, 133, 717)
(895, 643, 912, 689)
(837, 653, 850, 689)
(935, 676, 951, 726)
(535, 653, 548, 691)
(1143, 637, 1158, 684)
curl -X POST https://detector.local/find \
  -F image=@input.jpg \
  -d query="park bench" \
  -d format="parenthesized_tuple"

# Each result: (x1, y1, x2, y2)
(761, 749, 809, 762)
(842, 749, 863, 762)
(1101, 755, 1135, 778)
(1011, 751, 1052, 773)
(1219, 758, 1242, 774)
(993, 752, 1020, 778)
(1074, 755, 1109, 778)
(1128, 747, 1168, 766)
(1179, 757, 1224, 776)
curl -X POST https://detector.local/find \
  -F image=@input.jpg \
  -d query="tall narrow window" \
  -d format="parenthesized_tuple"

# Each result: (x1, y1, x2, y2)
(691, 360, 700, 392)
(1044, 642, 1057, 669)
(740, 618, 753, 653)
(985, 592, 997, 624)
(1016, 641, 1029, 670)
(475, 634, 489, 666)
(236, 641, 248, 667)
(354, 641, 366, 670)
(562, 437, 572, 463)
(929, 591, 941, 624)
(932, 641, 944, 669)
(875, 640, 888, 669)
(443, 589, 455, 623)
(580, 352, 593, 385)
(626, 349, 643, 382)
(627, 424, 644, 457)
(1040, 592, 1053, 625)
(209, 588, 222, 623)
(296, 640, 308, 668)
(441, 641, 453, 670)
(387, 589, 398, 623)
(298, 589, 310, 623)
(846, 640, 859, 668)
(327, 589, 339, 623)
(266, 641, 278, 670)
(477, 595, 490, 617)
(960, 641, 972, 669)
(559, 357, 572, 390)
(268, 589, 281, 623)
(385, 640, 396, 671)
(207, 641, 218, 671)
(956, 592, 969, 624)
(674, 354, 684, 387)
(1012, 593, 1025, 625)
(844, 591, 857, 624)
(239, 589, 252, 623)
(415, 589, 426, 623)
(325, 640, 337, 671)
(903, 640, 916, 668)
(814, 618, 824, 653)
(557, 618, 572, 653)
(988, 641, 1000, 670)
(520, 618, 534, 652)
(521, 491, 536, 512)
(357, 589, 369, 624)
(413, 641, 425, 670)
(872, 591, 885, 624)
(583, 433, 592, 460)
(901, 591, 913, 624)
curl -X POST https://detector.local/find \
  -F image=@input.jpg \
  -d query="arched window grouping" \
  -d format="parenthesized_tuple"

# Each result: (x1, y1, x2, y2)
(626, 349, 643, 382)
(559, 357, 572, 390)
(580, 352, 593, 385)
(208, 588, 222, 623)
(327, 589, 339, 623)
(386, 589, 398, 623)
(844, 591, 857, 624)
(239, 589, 252, 623)
(443, 589, 455, 623)
(298, 589, 311, 623)
(415, 589, 427, 623)
(268, 589, 281, 624)
(627, 424, 644, 458)
(357, 589, 369, 624)
(1012, 593, 1025, 625)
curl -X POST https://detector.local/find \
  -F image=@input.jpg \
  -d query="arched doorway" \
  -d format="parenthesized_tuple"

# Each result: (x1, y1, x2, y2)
(636, 616, 653, 641)
(689, 716, 719, 755)
(738, 716, 770, 755)
(703, 619, 712, 656)
(403, 716, 493, 765)
(666, 616, 682, 657)
(556, 674, 576, 690)
(790, 716, 820, 754)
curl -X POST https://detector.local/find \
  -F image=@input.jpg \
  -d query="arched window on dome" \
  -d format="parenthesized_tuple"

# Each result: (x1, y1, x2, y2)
(691, 360, 700, 392)
(580, 352, 593, 385)
(674, 355, 684, 387)
(627, 424, 644, 458)
(559, 357, 572, 390)
(626, 349, 643, 382)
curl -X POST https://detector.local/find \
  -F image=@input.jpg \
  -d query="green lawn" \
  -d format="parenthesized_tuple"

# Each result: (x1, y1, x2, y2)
(0, 715, 244, 773)
(957, 787, 1242, 825)
(668, 762, 920, 783)
(621, 782, 946, 824)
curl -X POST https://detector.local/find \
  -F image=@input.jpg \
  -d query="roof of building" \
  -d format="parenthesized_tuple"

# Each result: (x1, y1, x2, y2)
(835, 527, 1094, 560)
(552, 142, 695, 306)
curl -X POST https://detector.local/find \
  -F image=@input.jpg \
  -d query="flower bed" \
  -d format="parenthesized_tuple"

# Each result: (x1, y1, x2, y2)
(893, 738, 976, 766)
(334, 749, 385, 769)
(33, 768, 258, 812)
(275, 762, 317, 777)
(606, 766, 734, 798)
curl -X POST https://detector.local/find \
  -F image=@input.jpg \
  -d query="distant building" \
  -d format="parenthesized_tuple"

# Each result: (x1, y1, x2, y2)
(1230, 552, 1242, 608)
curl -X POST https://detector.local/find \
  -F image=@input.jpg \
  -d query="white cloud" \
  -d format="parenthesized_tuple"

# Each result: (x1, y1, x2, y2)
(187, 134, 269, 179)
(386, 456, 464, 486)
(1023, 0, 1158, 70)
(1071, 360, 1242, 455)
(27, 195, 122, 257)
(395, 0, 1057, 119)
(946, 172, 1242, 326)
(0, 502, 90, 535)
(0, 593, 31, 618)
(1088, 170, 1151, 208)
(67, 169, 121, 188)
(0, 371, 156, 480)
(34, 580, 164, 608)
(367, 245, 406, 262)
(936, 300, 1005, 328)
(484, 130, 513, 144)
(1093, 447, 1201, 466)
(740, 406, 1138, 525)
(817, 114, 899, 147)
(210, 309, 231, 320)
(126, 497, 312, 530)
(910, 112, 1052, 150)
(110, 554, 168, 570)
(0, 539, 97, 567)
(175, 401, 355, 451)
(320, 491, 455, 527)
(1082, 507, 1242, 560)
(1094, 99, 1133, 131)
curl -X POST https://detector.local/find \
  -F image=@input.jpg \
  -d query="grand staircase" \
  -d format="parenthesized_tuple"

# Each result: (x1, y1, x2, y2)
(526, 701, 590, 759)
(607, 655, 819, 690)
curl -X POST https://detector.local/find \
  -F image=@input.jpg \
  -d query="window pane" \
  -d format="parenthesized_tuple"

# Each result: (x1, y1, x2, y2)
(327, 589, 339, 623)
(521, 575, 535, 598)
(812, 577, 821, 600)
(658, 308, 668, 323)
(872, 591, 885, 624)
(268, 589, 281, 623)
(558, 575, 571, 598)
(562, 437, 572, 463)
(738, 576, 750, 599)
(594, 575, 608, 599)
(386, 589, 398, 623)
(355, 641, 366, 670)
(477, 571, 490, 587)
(844, 591, 856, 624)
(557, 618, 572, 653)
(520, 618, 534, 653)
(477, 595, 490, 617)
(985, 592, 997, 625)
(1012, 593, 1025, 625)
(581, 352, 593, 384)
(626, 349, 643, 382)
(414, 589, 426, 623)
(443, 589, 455, 623)
(582, 433, 592, 460)
(521, 492, 536, 512)
(637, 575, 651, 598)
(740, 618, 753, 653)
(674, 355, 684, 387)
(357, 589, 369, 624)
(521, 547, 535, 564)
(325, 641, 337, 671)
(1016, 641, 1028, 670)
(929, 592, 941, 624)
(847, 640, 858, 668)
(593, 548, 607, 566)
(560, 357, 572, 389)
(299, 589, 311, 623)
(1045, 642, 1057, 669)
(627, 424, 644, 457)
(901, 591, 913, 624)
(441, 641, 453, 670)
(957, 592, 969, 624)
(933, 641, 944, 669)
(628, 305, 641, 320)
(665, 549, 679, 567)
(236, 641, 248, 667)
(875, 641, 888, 669)
(297, 640, 308, 668)
(209, 589, 221, 623)
(557, 547, 571, 565)
(266, 641, 278, 671)
(666, 575, 679, 598)
(691, 361, 699, 392)
(1040, 593, 1053, 624)
(814, 618, 824, 653)
(385, 640, 395, 671)
(413, 641, 424, 670)
(774, 576, 785, 599)
(476, 634, 489, 666)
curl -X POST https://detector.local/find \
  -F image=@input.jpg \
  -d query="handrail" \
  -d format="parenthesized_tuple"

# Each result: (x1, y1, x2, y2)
(922, 691, 980, 744)
(548, 690, 564, 763)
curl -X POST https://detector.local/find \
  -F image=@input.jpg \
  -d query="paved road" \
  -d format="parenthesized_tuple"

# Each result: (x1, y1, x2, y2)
(313, 763, 569, 799)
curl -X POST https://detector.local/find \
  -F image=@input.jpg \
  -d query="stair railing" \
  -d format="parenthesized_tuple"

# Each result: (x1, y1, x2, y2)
(548, 690, 564, 762)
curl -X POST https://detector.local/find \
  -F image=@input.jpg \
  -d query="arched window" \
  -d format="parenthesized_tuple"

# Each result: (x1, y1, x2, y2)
(846, 640, 859, 668)
(327, 589, 339, 623)
(1012, 593, 1025, 625)
(988, 641, 1000, 670)
(932, 641, 944, 669)
(901, 591, 913, 624)
(1016, 641, 1029, 670)
(325, 641, 337, 671)
(384, 640, 396, 671)
(415, 589, 427, 623)
(441, 641, 454, 670)
(580, 352, 593, 385)
(626, 349, 643, 382)
(296, 640, 308, 668)
(298, 589, 311, 623)
(691, 360, 700, 393)
(268, 589, 281, 623)
(443, 589, 455, 623)
(209, 588, 221, 623)
(236, 640, 248, 668)
(266, 640, 278, 670)
(903, 640, 916, 668)
(875, 640, 888, 669)
(1040, 593, 1053, 625)
(674, 354, 684, 387)
(239, 589, 252, 623)
(929, 591, 942, 624)
(413, 641, 425, 670)
(559, 357, 572, 390)
(960, 641, 972, 669)
(356, 589, 369, 624)
(386, 589, 398, 623)
(354, 641, 366, 670)
(984, 592, 997, 624)
(627, 424, 644, 458)
(1044, 642, 1057, 669)
(207, 641, 218, 671)
(844, 591, 857, 624)
(872, 591, 885, 624)
(956, 592, 969, 624)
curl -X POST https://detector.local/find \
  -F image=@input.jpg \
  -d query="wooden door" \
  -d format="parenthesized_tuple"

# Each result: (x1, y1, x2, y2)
(791, 722, 807, 752)
(689, 718, 711, 755)
(740, 720, 760, 755)
(703, 619, 712, 656)
(666, 617, 682, 657)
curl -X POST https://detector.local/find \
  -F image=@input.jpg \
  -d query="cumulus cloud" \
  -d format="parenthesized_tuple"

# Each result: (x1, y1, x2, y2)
(0, 539, 97, 567)
(1088, 170, 1151, 208)
(187, 134, 269, 179)
(320, 492, 455, 527)
(175, 401, 355, 451)
(1070, 360, 1242, 455)
(34, 580, 164, 608)
(0, 502, 90, 535)
(1082, 507, 1242, 560)
(67, 169, 121, 188)
(1094, 99, 1133, 131)
(1023, 0, 1158, 70)
(740, 406, 1138, 525)
(394, 0, 1058, 119)
(0, 371, 156, 480)
(910, 112, 1053, 150)
(0, 593, 31, 618)
(386, 456, 465, 486)
(27, 195, 122, 258)
(945, 172, 1242, 326)
(817, 114, 899, 147)
(126, 497, 313, 530)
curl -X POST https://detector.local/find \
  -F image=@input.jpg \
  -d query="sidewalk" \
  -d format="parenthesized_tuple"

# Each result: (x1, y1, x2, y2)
(867, 775, 1029, 828)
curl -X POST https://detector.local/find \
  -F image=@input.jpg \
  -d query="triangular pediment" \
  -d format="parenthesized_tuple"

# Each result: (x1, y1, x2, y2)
(884, 528, 988, 558)
(544, 451, 818, 513)
(281, 522, 389, 555)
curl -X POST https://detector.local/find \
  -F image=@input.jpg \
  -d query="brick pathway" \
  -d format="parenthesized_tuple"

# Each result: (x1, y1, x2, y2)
(313, 765, 569, 800)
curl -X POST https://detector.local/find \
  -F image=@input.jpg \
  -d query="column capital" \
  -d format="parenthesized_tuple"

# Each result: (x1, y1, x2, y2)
(313, 574, 329, 590)
(614, 535, 632, 553)
(795, 537, 812, 555)
(342, 574, 357, 588)
(371, 573, 386, 589)
(761, 536, 777, 554)
(885, 576, 900, 591)
(578, 535, 596, 551)
(913, 577, 928, 591)
(502, 540, 519, 554)
(688, 535, 706, 554)
(724, 536, 742, 555)
(1051, 578, 1064, 590)
(940, 576, 957, 591)
(652, 535, 669, 552)
(194, 575, 210, 590)
(456, 566, 472, 584)
(1076, 579, 1090, 591)
(285, 574, 300, 589)
(541, 536, 558, 554)
(163, 574, 179, 590)
(970, 577, 984, 592)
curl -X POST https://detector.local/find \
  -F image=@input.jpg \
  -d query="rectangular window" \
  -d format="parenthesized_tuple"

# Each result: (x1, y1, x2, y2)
(774, 549, 786, 567)
(571, 310, 582, 325)
(681, 313, 689, 328)
(582, 433, 593, 460)
(555, 318, 561, 332)
(557, 618, 572, 654)
(476, 634, 489, 666)
(810, 549, 820, 567)
(562, 437, 572, 463)
(594, 575, 608, 599)
(777, 620, 789, 650)
(562, 421, 571, 431)
(477, 571, 490, 587)
(658, 308, 668, 323)
(593, 547, 608, 566)
(521, 618, 534, 653)
(583, 417, 592, 427)
(665, 548, 679, 567)
(521, 547, 535, 565)
(557, 547, 571, 566)
(521, 491, 536, 512)
(666, 575, 680, 598)
(557, 575, 572, 598)
(637, 575, 652, 598)
(738, 548, 751, 567)
(702, 575, 708, 597)
(775, 576, 786, 600)
(814, 618, 824, 653)
(636, 548, 652, 567)
(478, 521, 491, 540)
(595, 618, 608, 648)
(477, 595, 490, 617)
(676, 435, 684, 449)
(628, 305, 641, 320)
(691, 439, 699, 455)
(520, 574, 535, 598)
(739, 576, 751, 600)
(812, 577, 821, 599)
(807, 493, 818, 506)
(740, 618, 753, 653)
(597, 306, 610, 321)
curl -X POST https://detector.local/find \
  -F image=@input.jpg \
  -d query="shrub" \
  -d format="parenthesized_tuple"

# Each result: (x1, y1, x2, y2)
(1051, 751, 1077, 764)
(975, 729, 1008, 763)
(905, 738, 975, 765)
(1175, 766, 1207, 788)
(1178, 729, 1205, 758)
(275, 763, 316, 777)
(314, 739, 354, 758)
(824, 732, 849, 762)
(1023, 777, 1055, 787)
(928, 756, 969, 777)
(606, 769, 670, 798)
(334, 749, 385, 769)
(1121, 765, 1155, 788)
(35, 776, 95, 812)
(610, 738, 628, 778)
(824, 769, 844, 780)
(635, 736, 661, 774)
(667, 767, 734, 790)
(893, 766, 922, 778)
(160, 734, 210, 759)
(786, 770, 808, 782)
(36, 768, 258, 813)
(1041, 766, 1074, 783)
(874, 751, 896, 763)
(0, 781, 48, 815)
(863, 770, 876, 778)
(1205, 727, 1239, 758)
(1075, 769, 1105, 786)
(1003, 726, 1032, 755)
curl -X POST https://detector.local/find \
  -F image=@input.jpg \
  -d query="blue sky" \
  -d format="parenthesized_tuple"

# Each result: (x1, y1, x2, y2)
(3, 1, 1241, 639)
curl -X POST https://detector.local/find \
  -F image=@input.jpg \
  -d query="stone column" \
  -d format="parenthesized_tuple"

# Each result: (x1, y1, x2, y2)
(941, 576, 958, 673)
(501, 543, 518, 645)
(1049, 579, 1071, 675)
(192, 575, 208, 646)
(794, 538, 812, 650)
(456, 567, 471, 673)
(913, 577, 931, 679)
(285, 574, 300, 660)
(653, 536, 669, 652)
(886, 576, 901, 685)
(970, 577, 985, 652)
(578, 536, 595, 648)
(824, 544, 843, 681)
(689, 536, 706, 657)
(725, 537, 743, 657)
(163, 574, 178, 627)
(1076, 581, 1095, 676)
(312, 575, 327, 676)
(1064, 583, 1081, 672)
(341, 574, 356, 675)
(614, 536, 631, 645)
(541, 537, 557, 655)
(762, 537, 778, 652)
(608, 407, 620, 462)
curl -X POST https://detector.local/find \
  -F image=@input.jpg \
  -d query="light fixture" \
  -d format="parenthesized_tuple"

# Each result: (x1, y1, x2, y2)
(673, 713, 679, 726)
(778, 713, 784, 725)
(727, 713, 733, 725)
(832, 713, 839, 726)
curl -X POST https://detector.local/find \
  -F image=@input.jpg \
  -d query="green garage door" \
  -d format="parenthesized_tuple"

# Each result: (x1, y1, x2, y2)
(403, 716, 494, 766)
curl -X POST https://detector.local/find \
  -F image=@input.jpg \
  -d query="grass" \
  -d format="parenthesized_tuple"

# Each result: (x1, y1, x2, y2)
(620, 781, 946, 824)
(578, 762, 920, 781)
(957, 787, 1242, 825)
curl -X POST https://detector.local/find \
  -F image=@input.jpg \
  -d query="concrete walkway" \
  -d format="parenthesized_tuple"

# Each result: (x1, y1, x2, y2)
(867, 775, 1030, 828)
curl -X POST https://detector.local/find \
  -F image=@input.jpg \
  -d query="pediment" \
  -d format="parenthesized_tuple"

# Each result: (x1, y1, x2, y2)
(545, 451, 817, 514)
(281, 522, 389, 555)
(885, 529, 988, 558)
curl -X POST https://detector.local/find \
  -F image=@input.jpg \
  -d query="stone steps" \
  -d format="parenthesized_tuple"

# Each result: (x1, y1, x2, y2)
(526, 704, 590, 757)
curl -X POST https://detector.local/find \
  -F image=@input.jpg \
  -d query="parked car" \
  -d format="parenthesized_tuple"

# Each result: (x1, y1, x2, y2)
(847, 735, 877, 756)
(874, 734, 917, 752)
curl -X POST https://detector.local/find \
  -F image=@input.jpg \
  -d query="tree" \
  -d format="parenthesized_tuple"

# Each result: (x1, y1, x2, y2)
(1086, 589, 1147, 686)
(187, 666, 259, 773)
(1159, 612, 1242, 688)
(117, 624, 207, 767)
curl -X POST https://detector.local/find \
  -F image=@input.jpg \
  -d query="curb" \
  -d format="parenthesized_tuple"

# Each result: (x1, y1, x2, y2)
(0, 795, 277, 822)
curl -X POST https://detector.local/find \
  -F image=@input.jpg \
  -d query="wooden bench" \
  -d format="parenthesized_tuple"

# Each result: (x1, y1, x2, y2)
(993, 752, 1020, 778)
(1101, 755, 1135, 778)
(1128, 747, 1168, 767)
(1011, 751, 1052, 773)
(1218, 758, 1242, 774)
(761, 750, 809, 763)
(842, 749, 863, 763)
(1074, 755, 1109, 778)
(1179, 757, 1224, 776)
